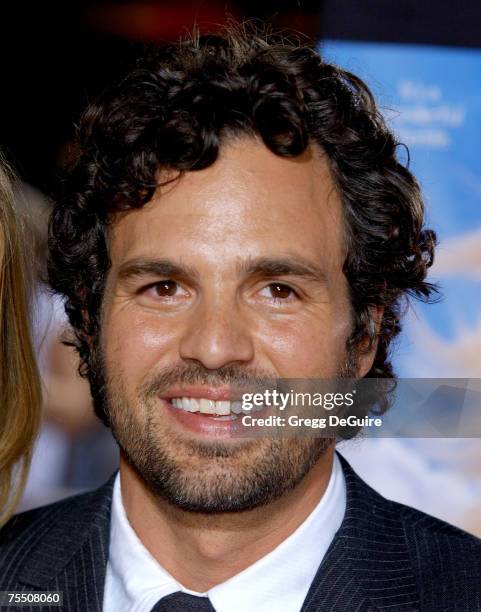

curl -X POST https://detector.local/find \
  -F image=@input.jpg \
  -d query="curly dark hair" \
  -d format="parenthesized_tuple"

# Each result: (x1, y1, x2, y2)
(48, 23, 437, 402)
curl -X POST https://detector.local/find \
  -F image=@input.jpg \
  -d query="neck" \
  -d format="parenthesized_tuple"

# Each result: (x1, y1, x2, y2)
(119, 446, 335, 592)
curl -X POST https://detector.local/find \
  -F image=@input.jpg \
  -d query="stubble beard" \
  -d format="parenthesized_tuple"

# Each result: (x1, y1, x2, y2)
(92, 349, 357, 514)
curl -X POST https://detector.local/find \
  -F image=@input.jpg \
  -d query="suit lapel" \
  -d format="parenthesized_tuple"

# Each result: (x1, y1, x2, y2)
(18, 476, 115, 612)
(301, 454, 420, 612)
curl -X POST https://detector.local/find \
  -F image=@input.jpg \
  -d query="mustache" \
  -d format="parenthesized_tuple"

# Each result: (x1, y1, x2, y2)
(139, 362, 276, 398)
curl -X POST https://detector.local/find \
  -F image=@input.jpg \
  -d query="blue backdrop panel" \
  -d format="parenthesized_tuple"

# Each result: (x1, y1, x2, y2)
(321, 41, 481, 377)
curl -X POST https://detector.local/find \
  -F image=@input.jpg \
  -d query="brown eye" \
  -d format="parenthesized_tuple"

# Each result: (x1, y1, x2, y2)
(268, 283, 293, 299)
(154, 280, 178, 297)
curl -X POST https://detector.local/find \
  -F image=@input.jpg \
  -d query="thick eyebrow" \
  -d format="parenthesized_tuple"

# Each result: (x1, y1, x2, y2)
(116, 256, 328, 286)
(117, 258, 199, 283)
(242, 256, 328, 283)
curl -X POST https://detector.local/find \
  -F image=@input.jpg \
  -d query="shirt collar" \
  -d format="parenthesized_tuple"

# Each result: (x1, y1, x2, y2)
(104, 453, 346, 612)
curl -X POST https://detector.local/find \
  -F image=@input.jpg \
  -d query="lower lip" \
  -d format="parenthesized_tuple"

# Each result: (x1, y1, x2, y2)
(161, 399, 249, 437)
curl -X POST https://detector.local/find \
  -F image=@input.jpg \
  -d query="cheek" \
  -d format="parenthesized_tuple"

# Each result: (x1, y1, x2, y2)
(103, 307, 180, 383)
(255, 311, 351, 378)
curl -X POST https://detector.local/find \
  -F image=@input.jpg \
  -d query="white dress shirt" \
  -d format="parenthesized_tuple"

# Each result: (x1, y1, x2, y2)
(103, 453, 346, 612)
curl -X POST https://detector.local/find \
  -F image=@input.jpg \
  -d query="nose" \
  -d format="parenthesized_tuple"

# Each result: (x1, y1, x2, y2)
(179, 300, 255, 370)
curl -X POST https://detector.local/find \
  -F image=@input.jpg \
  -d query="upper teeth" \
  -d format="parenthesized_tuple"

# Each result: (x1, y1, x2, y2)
(170, 398, 262, 415)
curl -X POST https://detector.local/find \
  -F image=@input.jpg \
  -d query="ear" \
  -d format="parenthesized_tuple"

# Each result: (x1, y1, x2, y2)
(356, 306, 384, 378)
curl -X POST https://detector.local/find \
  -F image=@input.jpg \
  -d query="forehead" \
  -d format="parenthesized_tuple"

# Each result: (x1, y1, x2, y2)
(109, 139, 344, 270)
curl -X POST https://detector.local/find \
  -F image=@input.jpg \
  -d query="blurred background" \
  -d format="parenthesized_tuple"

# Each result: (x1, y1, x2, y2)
(2, 0, 481, 533)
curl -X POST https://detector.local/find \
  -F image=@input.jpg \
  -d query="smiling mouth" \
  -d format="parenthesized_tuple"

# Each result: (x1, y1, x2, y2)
(168, 397, 263, 420)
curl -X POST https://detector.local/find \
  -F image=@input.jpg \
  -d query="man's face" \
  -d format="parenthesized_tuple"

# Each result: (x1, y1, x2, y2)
(99, 138, 360, 512)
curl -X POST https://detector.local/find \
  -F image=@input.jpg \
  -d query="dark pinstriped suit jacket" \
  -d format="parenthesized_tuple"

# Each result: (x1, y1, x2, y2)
(2, 456, 481, 612)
